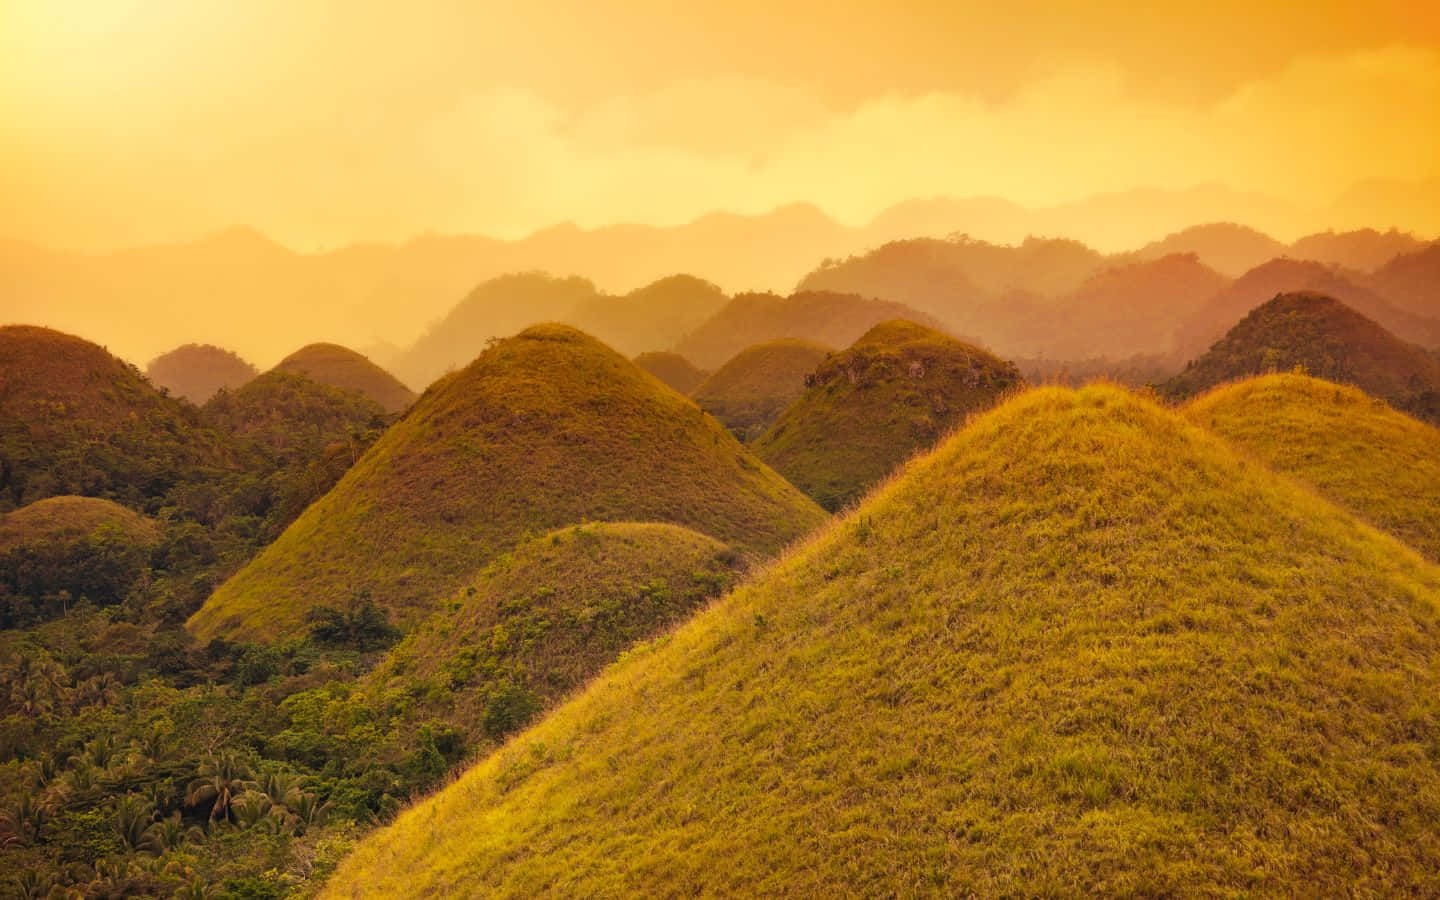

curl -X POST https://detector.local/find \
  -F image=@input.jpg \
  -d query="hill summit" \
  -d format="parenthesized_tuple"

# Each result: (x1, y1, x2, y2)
(273, 342, 416, 413)
(145, 343, 258, 402)
(188, 324, 826, 643)
(324, 384, 1440, 896)
(690, 338, 832, 440)
(753, 320, 1021, 509)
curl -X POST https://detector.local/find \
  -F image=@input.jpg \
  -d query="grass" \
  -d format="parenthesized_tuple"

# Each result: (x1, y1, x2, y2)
(1186, 372, 1440, 562)
(363, 522, 744, 748)
(324, 383, 1440, 897)
(632, 351, 708, 395)
(0, 495, 159, 551)
(752, 320, 1022, 510)
(204, 371, 387, 453)
(145, 343, 258, 403)
(188, 324, 826, 643)
(273, 343, 416, 413)
(689, 338, 832, 440)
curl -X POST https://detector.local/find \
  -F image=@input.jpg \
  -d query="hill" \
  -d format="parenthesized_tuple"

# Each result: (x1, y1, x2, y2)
(0, 325, 232, 513)
(1368, 242, 1440, 320)
(324, 384, 1440, 896)
(690, 339, 832, 441)
(1163, 293, 1440, 423)
(1289, 229, 1427, 271)
(753, 320, 1021, 510)
(1185, 373, 1440, 562)
(145, 343, 258, 402)
(632, 351, 708, 394)
(0, 496, 160, 625)
(362, 522, 743, 748)
(673, 290, 945, 369)
(566, 275, 728, 357)
(273, 343, 416, 413)
(1129, 222, 1284, 276)
(187, 325, 826, 643)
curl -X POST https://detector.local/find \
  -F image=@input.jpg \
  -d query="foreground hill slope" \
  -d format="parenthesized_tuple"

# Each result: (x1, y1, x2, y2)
(325, 385, 1440, 896)
(188, 325, 825, 642)
(1185, 373, 1440, 562)
(273, 343, 416, 413)
(1164, 292, 1440, 422)
(690, 339, 832, 440)
(145, 343, 258, 402)
(754, 321, 1021, 510)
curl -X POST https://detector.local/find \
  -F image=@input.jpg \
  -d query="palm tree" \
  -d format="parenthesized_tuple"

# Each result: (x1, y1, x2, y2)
(185, 751, 254, 825)
(0, 795, 50, 848)
(290, 791, 332, 835)
(113, 794, 162, 854)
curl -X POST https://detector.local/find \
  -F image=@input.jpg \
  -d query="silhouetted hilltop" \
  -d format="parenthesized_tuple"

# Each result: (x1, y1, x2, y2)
(273, 343, 416, 413)
(567, 275, 728, 357)
(690, 339, 832, 440)
(1367, 242, 1440, 320)
(1289, 228, 1427, 271)
(632, 351, 708, 394)
(145, 343, 258, 403)
(188, 325, 825, 643)
(1128, 223, 1285, 277)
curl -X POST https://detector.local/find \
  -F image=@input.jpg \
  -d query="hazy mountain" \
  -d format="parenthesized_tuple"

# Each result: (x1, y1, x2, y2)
(145, 344, 258, 403)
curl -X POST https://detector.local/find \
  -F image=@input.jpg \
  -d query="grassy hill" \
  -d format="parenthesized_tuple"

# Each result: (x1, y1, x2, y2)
(674, 290, 946, 369)
(188, 325, 826, 643)
(1368, 242, 1440, 319)
(145, 343, 258, 403)
(1185, 373, 1440, 562)
(273, 343, 416, 413)
(324, 383, 1440, 896)
(753, 320, 1021, 510)
(690, 339, 832, 440)
(0, 325, 233, 513)
(363, 522, 743, 748)
(1163, 292, 1440, 423)
(567, 275, 728, 357)
(632, 351, 708, 394)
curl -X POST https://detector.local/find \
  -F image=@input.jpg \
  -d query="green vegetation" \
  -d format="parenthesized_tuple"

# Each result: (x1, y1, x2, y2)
(690, 338, 832, 440)
(1185, 373, 1440, 561)
(189, 325, 826, 644)
(273, 343, 416, 414)
(325, 384, 1440, 896)
(146, 343, 259, 404)
(632, 351, 708, 394)
(1164, 292, 1440, 423)
(754, 320, 1021, 510)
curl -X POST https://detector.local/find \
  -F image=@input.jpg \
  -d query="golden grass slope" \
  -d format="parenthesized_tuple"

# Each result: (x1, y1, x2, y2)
(273, 342, 416, 413)
(325, 383, 1440, 897)
(188, 324, 825, 643)
(1186, 372, 1440, 562)
(0, 495, 159, 551)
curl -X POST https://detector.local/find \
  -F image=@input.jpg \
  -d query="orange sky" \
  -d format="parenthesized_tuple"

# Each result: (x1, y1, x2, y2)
(2, 0, 1438, 250)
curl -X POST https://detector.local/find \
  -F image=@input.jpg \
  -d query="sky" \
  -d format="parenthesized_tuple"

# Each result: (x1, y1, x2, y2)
(2, 0, 1439, 250)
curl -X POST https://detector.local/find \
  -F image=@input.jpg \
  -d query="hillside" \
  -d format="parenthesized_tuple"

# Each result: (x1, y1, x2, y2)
(145, 343, 258, 402)
(363, 522, 743, 748)
(566, 275, 728, 357)
(1289, 228, 1427, 271)
(1163, 293, 1440, 422)
(690, 339, 832, 440)
(632, 351, 708, 394)
(273, 343, 416, 413)
(753, 321, 1021, 510)
(1129, 222, 1284, 276)
(673, 290, 946, 369)
(0, 325, 232, 513)
(1185, 373, 1440, 561)
(1368, 242, 1440, 319)
(324, 384, 1440, 896)
(188, 325, 826, 643)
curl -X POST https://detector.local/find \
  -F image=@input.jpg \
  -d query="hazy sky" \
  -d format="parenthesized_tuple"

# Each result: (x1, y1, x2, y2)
(3, 0, 1438, 250)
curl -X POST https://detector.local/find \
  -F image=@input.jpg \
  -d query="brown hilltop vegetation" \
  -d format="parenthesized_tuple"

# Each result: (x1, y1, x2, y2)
(632, 351, 708, 394)
(273, 342, 416, 413)
(145, 343, 258, 403)
(187, 324, 826, 643)
(690, 339, 833, 441)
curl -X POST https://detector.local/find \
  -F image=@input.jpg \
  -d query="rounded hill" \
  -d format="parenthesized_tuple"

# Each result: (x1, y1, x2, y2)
(273, 343, 416, 413)
(753, 320, 1021, 510)
(325, 384, 1440, 896)
(690, 339, 832, 441)
(633, 351, 708, 394)
(145, 343, 258, 402)
(1185, 373, 1440, 562)
(187, 324, 826, 643)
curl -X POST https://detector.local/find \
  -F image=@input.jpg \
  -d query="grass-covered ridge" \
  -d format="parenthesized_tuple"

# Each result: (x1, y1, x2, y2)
(753, 320, 1021, 510)
(690, 338, 832, 440)
(188, 324, 825, 643)
(273, 342, 416, 413)
(632, 351, 708, 395)
(1186, 372, 1440, 562)
(325, 383, 1440, 897)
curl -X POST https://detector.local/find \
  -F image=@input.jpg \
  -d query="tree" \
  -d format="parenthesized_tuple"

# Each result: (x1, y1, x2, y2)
(185, 751, 255, 825)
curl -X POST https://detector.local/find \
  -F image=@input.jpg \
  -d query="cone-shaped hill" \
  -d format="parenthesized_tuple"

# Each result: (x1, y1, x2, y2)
(188, 325, 826, 643)
(632, 351, 708, 394)
(273, 343, 416, 413)
(0, 325, 232, 512)
(753, 320, 1021, 510)
(204, 371, 388, 452)
(362, 522, 744, 749)
(1185, 373, 1440, 562)
(690, 339, 832, 441)
(1163, 292, 1440, 423)
(145, 343, 258, 402)
(324, 385, 1440, 896)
